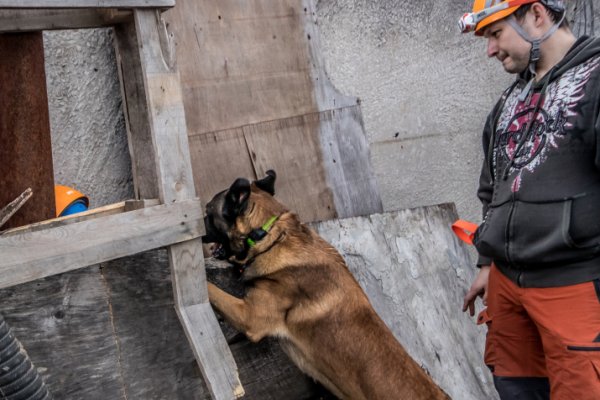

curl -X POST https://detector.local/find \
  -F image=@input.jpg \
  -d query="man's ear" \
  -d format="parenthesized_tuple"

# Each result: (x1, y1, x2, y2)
(224, 178, 251, 219)
(531, 2, 550, 29)
(254, 170, 276, 195)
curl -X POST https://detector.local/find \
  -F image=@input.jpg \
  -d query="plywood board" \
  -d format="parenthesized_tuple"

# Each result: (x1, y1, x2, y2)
(162, 0, 382, 221)
(163, 0, 318, 135)
(0, 250, 328, 399)
(188, 127, 256, 205)
(243, 115, 337, 222)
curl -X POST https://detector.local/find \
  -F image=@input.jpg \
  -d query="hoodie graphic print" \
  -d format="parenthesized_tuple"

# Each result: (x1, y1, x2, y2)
(493, 55, 600, 192)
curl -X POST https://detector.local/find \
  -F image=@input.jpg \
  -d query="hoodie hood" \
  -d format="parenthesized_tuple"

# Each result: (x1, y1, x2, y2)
(521, 35, 600, 85)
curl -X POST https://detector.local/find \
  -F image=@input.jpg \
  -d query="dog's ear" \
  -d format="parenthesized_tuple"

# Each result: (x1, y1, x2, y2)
(254, 170, 276, 195)
(224, 178, 251, 219)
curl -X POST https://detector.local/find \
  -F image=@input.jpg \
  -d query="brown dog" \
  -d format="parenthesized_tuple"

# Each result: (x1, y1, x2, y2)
(203, 171, 450, 400)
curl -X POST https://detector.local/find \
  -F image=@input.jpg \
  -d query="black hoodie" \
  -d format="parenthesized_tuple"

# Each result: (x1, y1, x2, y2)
(474, 36, 600, 288)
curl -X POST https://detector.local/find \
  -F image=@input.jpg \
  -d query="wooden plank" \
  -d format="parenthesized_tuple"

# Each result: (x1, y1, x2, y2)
(127, 9, 243, 399)
(0, 199, 203, 289)
(0, 0, 174, 9)
(0, 268, 124, 399)
(187, 128, 256, 209)
(0, 250, 328, 399)
(0, 32, 55, 230)
(0, 188, 33, 229)
(243, 115, 337, 222)
(314, 106, 383, 218)
(0, 9, 131, 32)
(1, 201, 126, 236)
(114, 19, 159, 200)
(1, 199, 160, 237)
(178, 304, 245, 399)
(163, 0, 319, 136)
(132, 9, 193, 204)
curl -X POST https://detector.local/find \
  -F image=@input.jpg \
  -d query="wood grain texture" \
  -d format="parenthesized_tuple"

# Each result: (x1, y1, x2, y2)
(187, 128, 256, 208)
(119, 10, 243, 399)
(0, 32, 55, 229)
(0, 188, 32, 229)
(0, 199, 203, 289)
(1, 201, 126, 237)
(163, 0, 319, 135)
(0, 250, 327, 399)
(314, 106, 382, 218)
(243, 115, 337, 222)
(0, 9, 131, 32)
(162, 0, 382, 222)
(114, 19, 160, 200)
(133, 9, 194, 204)
(0, 0, 174, 9)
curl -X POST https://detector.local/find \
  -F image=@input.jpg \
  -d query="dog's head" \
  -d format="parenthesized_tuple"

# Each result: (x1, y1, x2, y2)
(203, 170, 286, 261)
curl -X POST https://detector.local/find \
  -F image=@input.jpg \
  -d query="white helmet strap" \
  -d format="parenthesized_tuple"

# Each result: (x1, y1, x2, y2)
(506, 11, 566, 75)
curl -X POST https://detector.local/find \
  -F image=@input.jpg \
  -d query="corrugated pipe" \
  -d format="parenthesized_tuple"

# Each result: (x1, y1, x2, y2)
(0, 314, 51, 400)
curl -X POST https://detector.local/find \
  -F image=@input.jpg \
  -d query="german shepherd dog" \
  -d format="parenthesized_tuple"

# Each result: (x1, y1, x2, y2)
(203, 171, 450, 400)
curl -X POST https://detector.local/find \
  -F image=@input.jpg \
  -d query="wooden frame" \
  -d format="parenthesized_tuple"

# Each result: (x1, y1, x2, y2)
(0, 3, 243, 400)
(0, 1, 175, 8)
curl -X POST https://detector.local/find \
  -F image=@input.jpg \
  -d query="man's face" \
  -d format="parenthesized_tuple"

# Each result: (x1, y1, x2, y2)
(483, 18, 531, 74)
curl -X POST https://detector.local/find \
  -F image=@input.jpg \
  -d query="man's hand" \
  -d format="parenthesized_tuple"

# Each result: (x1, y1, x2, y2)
(462, 265, 491, 317)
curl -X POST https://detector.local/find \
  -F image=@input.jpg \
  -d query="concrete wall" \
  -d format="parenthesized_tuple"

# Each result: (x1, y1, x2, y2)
(315, 0, 599, 224)
(44, 28, 133, 207)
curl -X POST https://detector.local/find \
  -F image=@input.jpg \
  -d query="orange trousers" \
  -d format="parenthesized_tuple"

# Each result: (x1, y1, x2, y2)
(479, 265, 600, 400)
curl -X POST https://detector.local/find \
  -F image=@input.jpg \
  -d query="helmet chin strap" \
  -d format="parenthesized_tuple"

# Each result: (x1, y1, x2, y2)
(507, 12, 566, 101)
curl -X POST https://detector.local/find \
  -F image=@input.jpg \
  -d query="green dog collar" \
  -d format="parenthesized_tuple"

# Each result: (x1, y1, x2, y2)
(246, 215, 279, 247)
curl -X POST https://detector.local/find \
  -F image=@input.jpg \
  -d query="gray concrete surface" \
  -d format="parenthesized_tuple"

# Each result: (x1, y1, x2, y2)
(44, 28, 133, 208)
(315, 0, 599, 224)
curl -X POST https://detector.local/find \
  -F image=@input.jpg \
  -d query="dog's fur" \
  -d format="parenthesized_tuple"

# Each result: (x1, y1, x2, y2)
(203, 171, 450, 400)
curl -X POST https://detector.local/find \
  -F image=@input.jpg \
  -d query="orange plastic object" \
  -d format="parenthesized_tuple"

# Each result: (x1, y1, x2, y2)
(54, 185, 89, 217)
(452, 219, 479, 245)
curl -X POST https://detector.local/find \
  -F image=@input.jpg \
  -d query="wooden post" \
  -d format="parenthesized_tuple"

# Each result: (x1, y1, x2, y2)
(114, 9, 243, 399)
(0, 32, 55, 229)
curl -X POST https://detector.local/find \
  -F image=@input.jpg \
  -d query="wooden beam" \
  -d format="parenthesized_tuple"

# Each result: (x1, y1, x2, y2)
(114, 19, 160, 200)
(0, 1, 174, 9)
(114, 9, 243, 399)
(1, 199, 160, 237)
(0, 188, 33, 229)
(0, 199, 202, 289)
(0, 9, 131, 32)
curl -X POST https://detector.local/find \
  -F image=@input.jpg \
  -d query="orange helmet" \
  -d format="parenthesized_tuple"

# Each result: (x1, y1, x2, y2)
(54, 185, 89, 217)
(477, 0, 521, 36)
(459, 0, 565, 36)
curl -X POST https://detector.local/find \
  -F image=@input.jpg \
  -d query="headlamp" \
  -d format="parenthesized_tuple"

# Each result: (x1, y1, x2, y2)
(458, 0, 564, 34)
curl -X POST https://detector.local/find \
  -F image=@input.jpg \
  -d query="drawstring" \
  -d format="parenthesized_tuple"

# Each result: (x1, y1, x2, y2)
(487, 80, 520, 182)
(501, 72, 553, 180)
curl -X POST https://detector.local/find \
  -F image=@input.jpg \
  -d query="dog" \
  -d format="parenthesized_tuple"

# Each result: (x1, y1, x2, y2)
(203, 170, 451, 400)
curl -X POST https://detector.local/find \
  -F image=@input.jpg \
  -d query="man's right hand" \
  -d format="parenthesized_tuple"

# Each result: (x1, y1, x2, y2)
(462, 265, 491, 317)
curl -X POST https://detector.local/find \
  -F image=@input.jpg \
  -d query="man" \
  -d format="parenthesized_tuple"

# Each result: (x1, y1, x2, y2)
(458, 1, 600, 399)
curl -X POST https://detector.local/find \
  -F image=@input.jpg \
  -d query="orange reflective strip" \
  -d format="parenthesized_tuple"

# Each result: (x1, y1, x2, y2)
(452, 219, 479, 245)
